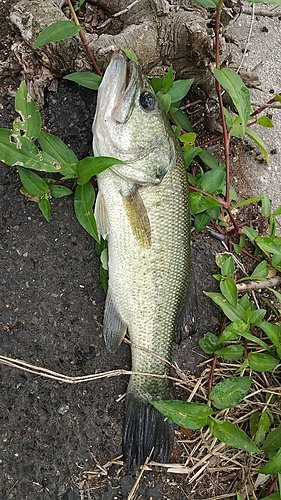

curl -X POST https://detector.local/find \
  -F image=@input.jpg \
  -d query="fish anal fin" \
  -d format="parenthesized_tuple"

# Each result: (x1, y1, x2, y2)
(103, 289, 127, 352)
(121, 186, 151, 249)
(94, 191, 109, 240)
(175, 265, 197, 343)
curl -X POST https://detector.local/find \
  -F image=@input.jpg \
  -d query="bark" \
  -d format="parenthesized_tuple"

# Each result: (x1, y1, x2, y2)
(8, 0, 220, 105)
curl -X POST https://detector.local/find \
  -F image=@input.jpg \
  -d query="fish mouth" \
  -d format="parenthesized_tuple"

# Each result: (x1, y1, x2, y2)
(100, 50, 139, 124)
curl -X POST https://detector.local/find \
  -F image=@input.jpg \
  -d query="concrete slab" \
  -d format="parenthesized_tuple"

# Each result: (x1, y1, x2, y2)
(226, 4, 281, 219)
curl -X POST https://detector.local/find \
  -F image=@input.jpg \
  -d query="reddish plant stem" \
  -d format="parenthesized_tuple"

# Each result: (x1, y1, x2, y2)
(229, 242, 261, 262)
(226, 208, 240, 233)
(266, 475, 278, 496)
(235, 216, 267, 229)
(250, 93, 281, 119)
(168, 110, 186, 135)
(198, 135, 223, 148)
(66, 0, 102, 76)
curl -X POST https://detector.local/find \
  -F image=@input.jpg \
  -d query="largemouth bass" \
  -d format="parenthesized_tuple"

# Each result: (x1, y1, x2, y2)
(92, 50, 197, 467)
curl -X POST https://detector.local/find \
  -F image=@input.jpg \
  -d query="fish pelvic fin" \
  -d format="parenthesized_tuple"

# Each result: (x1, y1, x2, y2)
(123, 382, 174, 468)
(121, 185, 151, 249)
(175, 264, 198, 343)
(94, 191, 109, 240)
(103, 289, 127, 352)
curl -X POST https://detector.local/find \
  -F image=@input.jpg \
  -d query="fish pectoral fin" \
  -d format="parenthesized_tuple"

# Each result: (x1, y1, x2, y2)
(103, 289, 127, 352)
(94, 191, 109, 240)
(121, 185, 151, 249)
(175, 265, 197, 343)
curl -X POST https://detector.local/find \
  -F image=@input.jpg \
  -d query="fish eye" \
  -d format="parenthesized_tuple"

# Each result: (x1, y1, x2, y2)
(140, 91, 155, 110)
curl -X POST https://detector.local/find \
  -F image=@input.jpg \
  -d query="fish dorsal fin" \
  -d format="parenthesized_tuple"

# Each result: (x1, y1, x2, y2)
(103, 288, 128, 352)
(121, 185, 151, 249)
(94, 191, 109, 240)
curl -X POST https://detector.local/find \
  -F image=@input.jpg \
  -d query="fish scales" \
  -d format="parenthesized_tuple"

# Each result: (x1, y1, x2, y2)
(92, 50, 196, 467)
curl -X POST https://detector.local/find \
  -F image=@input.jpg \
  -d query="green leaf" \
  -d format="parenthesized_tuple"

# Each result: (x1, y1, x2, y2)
(192, 0, 219, 6)
(254, 410, 271, 445)
(183, 147, 201, 168)
(256, 116, 274, 128)
(243, 225, 258, 241)
(205, 292, 245, 321)
(249, 308, 266, 326)
(38, 131, 78, 165)
(231, 197, 262, 210)
(151, 400, 213, 429)
(268, 287, 281, 304)
(14, 82, 42, 140)
(272, 204, 281, 217)
(236, 494, 243, 500)
(214, 68, 251, 135)
(247, 353, 279, 372)
(250, 260, 269, 279)
(259, 494, 281, 500)
(209, 376, 252, 409)
(197, 166, 226, 194)
(246, 127, 269, 164)
(162, 65, 174, 93)
(223, 107, 235, 130)
(198, 149, 220, 170)
(208, 417, 261, 453)
(261, 192, 271, 217)
(270, 215, 277, 239)
(167, 79, 194, 103)
(194, 212, 210, 232)
(240, 330, 271, 351)
(77, 156, 124, 185)
(199, 332, 221, 354)
(74, 182, 98, 242)
(246, 0, 281, 5)
(172, 124, 181, 138)
(150, 77, 163, 94)
(262, 424, 281, 451)
(173, 109, 193, 132)
(157, 92, 172, 114)
(259, 448, 281, 474)
(250, 410, 260, 437)
(215, 345, 244, 361)
(220, 320, 249, 342)
(0, 129, 68, 172)
(220, 277, 238, 308)
(239, 294, 250, 310)
(180, 132, 196, 147)
(230, 116, 244, 139)
(190, 192, 221, 215)
(120, 48, 139, 64)
(38, 197, 51, 222)
(256, 236, 281, 256)
(99, 265, 108, 293)
(51, 185, 73, 198)
(17, 167, 50, 196)
(221, 256, 235, 277)
(215, 253, 230, 269)
(34, 20, 81, 47)
(257, 322, 281, 350)
(63, 72, 101, 90)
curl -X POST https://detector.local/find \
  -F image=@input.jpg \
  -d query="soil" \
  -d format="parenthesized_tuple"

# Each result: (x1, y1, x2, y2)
(0, 1, 252, 499)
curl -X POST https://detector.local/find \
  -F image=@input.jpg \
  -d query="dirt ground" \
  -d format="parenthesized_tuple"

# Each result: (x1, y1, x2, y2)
(1, 1, 279, 499)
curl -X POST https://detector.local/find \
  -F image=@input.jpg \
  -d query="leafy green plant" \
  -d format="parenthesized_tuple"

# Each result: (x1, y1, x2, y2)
(2, 1, 281, 497)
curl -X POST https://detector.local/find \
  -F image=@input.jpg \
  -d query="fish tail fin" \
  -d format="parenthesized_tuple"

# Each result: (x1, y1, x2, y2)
(123, 380, 174, 468)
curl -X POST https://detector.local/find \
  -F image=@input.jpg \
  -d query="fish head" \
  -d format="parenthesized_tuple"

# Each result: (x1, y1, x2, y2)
(92, 50, 177, 185)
